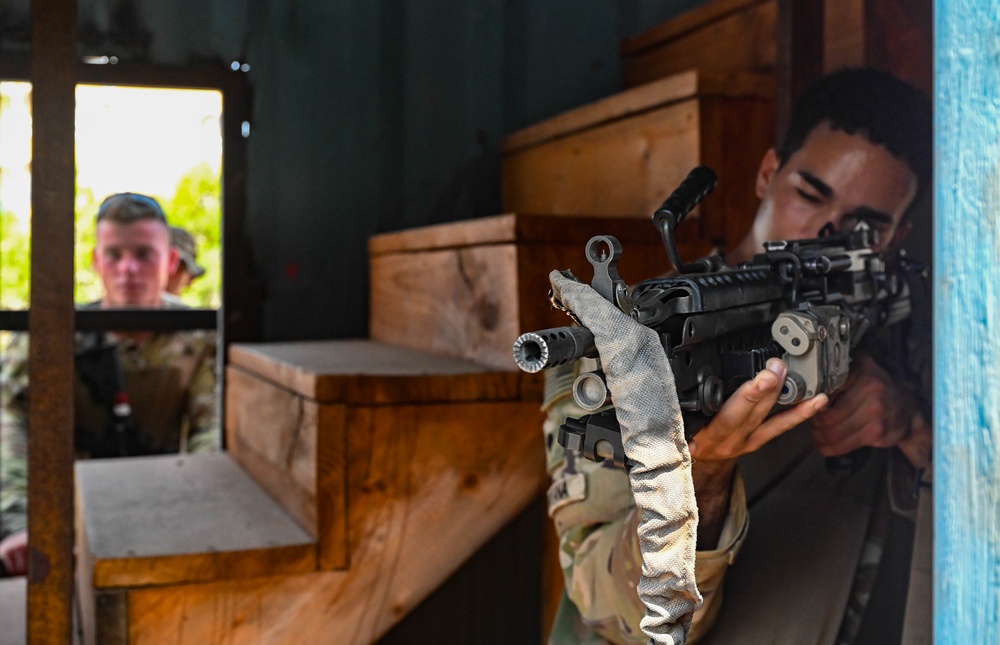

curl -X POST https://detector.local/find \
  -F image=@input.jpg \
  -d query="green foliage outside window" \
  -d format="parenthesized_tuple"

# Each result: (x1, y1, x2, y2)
(1, 164, 221, 310)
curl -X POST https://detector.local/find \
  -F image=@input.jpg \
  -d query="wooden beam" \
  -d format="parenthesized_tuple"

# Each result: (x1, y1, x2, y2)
(775, 0, 824, 141)
(28, 0, 77, 642)
(934, 0, 1000, 640)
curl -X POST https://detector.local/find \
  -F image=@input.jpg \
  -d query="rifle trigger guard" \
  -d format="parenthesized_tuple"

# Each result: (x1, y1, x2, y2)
(586, 235, 634, 315)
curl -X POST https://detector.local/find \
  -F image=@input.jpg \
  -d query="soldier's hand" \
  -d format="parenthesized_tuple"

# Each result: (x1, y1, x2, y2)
(687, 359, 828, 548)
(689, 358, 829, 464)
(0, 529, 28, 576)
(810, 353, 931, 469)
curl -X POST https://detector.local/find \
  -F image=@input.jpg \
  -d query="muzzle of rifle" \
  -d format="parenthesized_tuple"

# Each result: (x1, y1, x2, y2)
(512, 326, 597, 373)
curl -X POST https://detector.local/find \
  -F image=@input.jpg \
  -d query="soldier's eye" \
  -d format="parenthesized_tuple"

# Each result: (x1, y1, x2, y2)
(796, 188, 822, 204)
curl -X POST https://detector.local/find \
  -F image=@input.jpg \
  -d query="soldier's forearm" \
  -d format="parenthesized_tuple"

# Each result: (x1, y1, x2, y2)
(691, 459, 737, 550)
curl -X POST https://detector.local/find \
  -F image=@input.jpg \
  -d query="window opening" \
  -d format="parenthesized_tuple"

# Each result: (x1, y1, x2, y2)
(0, 81, 223, 312)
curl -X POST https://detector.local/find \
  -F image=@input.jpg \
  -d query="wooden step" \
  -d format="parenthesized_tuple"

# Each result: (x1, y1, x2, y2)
(499, 70, 774, 252)
(74, 452, 316, 645)
(67, 339, 546, 644)
(620, 0, 776, 87)
(368, 212, 702, 370)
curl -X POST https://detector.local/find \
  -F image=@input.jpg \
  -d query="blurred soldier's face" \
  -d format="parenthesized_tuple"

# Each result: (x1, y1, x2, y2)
(165, 266, 195, 296)
(93, 219, 179, 308)
(745, 121, 918, 258)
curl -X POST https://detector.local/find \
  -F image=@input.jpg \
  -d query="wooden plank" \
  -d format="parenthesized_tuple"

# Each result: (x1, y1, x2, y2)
(934, 2, 1000, 640)
(75, 454, 315, 589)
(224, 367, 322, 535)
(27, 0, 77, 642)
(501, 93, 773, 233)
(622, 1, 777, 88)
(373, 231, 686, 370)
(125, 400, 548, 644)
(227, 340, 520, 403)
(370, 213, 702, 255)
(369, 213, 520, 255)
(369, 244, 521, 370)
(224, 366, 350, 571)
(502, 100, 702, 217)
(315, 402, 349, 572)
(621, 0, 767, 55)
(368, 213, 712, 371)
(501, 70, 773, 154)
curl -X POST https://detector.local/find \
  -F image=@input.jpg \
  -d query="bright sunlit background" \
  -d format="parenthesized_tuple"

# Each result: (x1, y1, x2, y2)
(0, 81, 223, 309)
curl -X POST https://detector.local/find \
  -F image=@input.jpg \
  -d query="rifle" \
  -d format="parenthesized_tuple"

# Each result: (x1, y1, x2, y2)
(75, 333, 147, 458)
(512, 167, 916, 469)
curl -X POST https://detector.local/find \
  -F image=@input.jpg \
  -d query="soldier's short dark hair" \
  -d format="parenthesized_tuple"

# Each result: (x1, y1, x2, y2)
(779, 68, 932, 203)
(96, 193, 168, 225)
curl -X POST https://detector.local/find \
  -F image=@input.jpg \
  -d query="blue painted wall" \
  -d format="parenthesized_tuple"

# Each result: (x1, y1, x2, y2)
(935, 0, 1000, 641)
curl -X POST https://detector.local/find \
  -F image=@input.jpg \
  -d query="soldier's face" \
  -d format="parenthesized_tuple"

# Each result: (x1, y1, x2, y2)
(750, 121, 918, 253)
(93, 219, 179, 308)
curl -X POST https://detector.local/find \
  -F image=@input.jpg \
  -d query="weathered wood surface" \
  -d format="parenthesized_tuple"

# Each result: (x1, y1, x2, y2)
(228, 339, 520, 403)
(501, 70, 773, 155)
(500, 70, 773, 253)
(370, 243, 521, 369)
(124, 400, 547, 644)
(368, 211, 708, 254)
(503, 98, 701, 218)
(225, 365, 349, 569)
(75, 454, 316, 591)
(935, 1, 1000, 641)
(369, 214, 710, 369)
(621, 0, 777, 87)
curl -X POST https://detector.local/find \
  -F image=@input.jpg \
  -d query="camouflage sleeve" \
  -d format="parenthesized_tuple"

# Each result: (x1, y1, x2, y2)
(183, 332, 219, 454)
(543, 362, 748, 645)
(1, 334, 30, 539)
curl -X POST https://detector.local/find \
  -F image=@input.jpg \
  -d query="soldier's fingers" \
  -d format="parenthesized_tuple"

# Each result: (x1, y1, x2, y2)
(695, 360, 786, 452)
(743, 394, 829, 453)
(724, 359, 787, 431)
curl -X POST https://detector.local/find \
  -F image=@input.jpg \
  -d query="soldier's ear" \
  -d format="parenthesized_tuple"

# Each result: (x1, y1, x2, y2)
(756, 148, 781, 199)
(884, 220, 913, 253)
(167, 247, 181, 275)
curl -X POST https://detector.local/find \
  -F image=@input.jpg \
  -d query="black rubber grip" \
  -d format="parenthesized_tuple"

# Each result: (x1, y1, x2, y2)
(653, 166, 718, 227)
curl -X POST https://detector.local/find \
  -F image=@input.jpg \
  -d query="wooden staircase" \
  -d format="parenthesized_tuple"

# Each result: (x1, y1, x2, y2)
(73, 212, 676, 644)
(74, 59, 773, 645)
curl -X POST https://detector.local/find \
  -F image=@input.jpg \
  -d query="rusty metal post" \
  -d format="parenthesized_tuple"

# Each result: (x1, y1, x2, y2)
(28, 0, 77, 642)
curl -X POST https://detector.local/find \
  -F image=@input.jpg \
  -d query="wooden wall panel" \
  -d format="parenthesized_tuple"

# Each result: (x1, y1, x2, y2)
(622, 0, 777, 87)
(502, 101, 701, 219)
(225, 365, 350, 569)
(125, 400, 547, 644)
(370, 244, 521, 370)
(225, 366, 323, 536)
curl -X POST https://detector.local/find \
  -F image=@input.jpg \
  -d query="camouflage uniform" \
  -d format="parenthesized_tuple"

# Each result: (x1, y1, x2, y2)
(0, 300, 218, 540)
(542, 360, 748, 645)
(542, 271, 932, 644)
